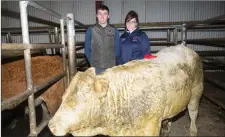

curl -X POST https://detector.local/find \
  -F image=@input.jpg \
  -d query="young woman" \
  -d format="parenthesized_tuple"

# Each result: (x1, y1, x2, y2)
(118, 10, 151, 65)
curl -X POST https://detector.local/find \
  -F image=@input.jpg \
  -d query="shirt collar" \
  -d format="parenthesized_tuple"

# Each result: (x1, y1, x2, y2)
(96, 23, 110, 28)
(127, 28, 137, 34)
(127, 28, 138, 34)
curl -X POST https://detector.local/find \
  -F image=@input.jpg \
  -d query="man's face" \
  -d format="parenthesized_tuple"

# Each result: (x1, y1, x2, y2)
(97, 9, 109, 24)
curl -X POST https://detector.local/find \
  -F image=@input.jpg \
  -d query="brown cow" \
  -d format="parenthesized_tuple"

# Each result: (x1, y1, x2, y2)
(48, 44, 204, 136)
(2, 55, 66, 115)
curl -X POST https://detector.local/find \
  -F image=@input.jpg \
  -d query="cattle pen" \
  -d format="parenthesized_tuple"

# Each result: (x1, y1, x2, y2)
(1, 1, 225, 137)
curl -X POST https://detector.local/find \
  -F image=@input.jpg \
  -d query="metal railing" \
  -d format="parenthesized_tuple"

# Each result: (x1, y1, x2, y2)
(1, 1, 77, 136)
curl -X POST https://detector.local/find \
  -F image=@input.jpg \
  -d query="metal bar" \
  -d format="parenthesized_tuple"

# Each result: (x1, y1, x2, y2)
(76, 46, 84, 51)
(48, 30, 54, 55)
(203, 66, 225, 71)
(184, 42, 225, 48)
(4, 27, 223, 36)
(6, 32, 12, 43)
(66, 13, 76, 83)
(2, 43, 64, 50)
(174, 27, 178, 45)
(1, 27, 54, 34)
(76, 53, 86, 58)
(20, 1, 37, 136)
(186, 37, 225, 42)
(202, 58, 225, 66)
(205, 77, 225, 91)
(2, 9, 60, 28)
(34, 97, 43, 107)
(186, 14, 225, 28)
(2, 27, 54, 32)
(66, 39, 173, 47)
(181, 24, 186, 45)
(205, 14, 225, 22)
(203, 63, 225, 68)
(28, 1, 62, 19)
(2, 20, 225, 35)
(48, 30, 53, 44)
(197, 51, 225, 56)
(65, 42, 84, 46)
(150, 42, 175, 46)
(1, 26, 180, 35)
(75, 41, 85, 46)
(78, 20, 225, 28)
(187, 29, 225, 32)
(41, 101, 50, 120)
(31, 114, 53, 136)
(60, 19, 68, 89)
(2, 50, 46, 59)
(185, 40, 225, 48)
(117, 26, 177, 31)
(188, 25, 225, 30)
(1, 72, 66, 111)
(150, 50, 225, 57)
(53, 27, 60, 54)
(2, 24, 225, 35)
(149, 38, 168, 41)
(54, 27, 59, 44)
(73, 20, 86, 28)
(167, 29, 170, 42)
(77, 60, 87, 67)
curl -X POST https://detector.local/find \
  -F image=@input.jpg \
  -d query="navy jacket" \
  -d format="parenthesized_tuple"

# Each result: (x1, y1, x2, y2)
(118, 28, 151, 64)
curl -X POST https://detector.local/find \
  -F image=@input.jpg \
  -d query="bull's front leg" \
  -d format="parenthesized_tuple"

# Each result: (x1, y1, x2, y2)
(142, 117, 162, 136)
(160, 119, 172, 136)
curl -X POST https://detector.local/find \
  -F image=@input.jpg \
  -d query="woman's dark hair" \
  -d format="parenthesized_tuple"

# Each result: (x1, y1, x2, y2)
(124, 10, 139, 27)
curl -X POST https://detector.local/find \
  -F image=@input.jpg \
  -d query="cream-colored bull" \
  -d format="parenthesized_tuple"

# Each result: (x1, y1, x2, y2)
(48, 43, 203, 136)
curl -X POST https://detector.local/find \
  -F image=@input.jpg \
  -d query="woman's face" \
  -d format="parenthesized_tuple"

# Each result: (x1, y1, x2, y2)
(126, 18, 137, 32)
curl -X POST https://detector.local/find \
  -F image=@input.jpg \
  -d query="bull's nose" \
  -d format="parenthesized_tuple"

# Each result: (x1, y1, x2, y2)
(48, 123, 67, 136)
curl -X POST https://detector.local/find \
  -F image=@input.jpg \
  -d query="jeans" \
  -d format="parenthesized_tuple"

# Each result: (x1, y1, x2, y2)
(95, 67, 106, 74)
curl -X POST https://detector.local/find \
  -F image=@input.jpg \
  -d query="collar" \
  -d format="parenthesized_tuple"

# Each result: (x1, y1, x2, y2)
(96, 23, 110, 28)
(127, 28, 137, 34)
(125, 28, 140, 36)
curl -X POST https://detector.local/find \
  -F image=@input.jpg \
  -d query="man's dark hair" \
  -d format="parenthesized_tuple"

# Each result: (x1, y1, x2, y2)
(97, 5, 109, 13)
(124, 10, 139, 26)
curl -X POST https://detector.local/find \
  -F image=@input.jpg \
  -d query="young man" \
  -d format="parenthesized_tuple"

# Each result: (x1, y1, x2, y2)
(85, 5, 120, 74)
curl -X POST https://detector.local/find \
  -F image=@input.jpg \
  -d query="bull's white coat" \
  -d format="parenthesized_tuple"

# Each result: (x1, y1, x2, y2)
(48, 44, 203, 136)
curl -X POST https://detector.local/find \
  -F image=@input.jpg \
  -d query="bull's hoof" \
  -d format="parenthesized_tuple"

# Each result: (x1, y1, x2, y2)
(190, 132, 197, 136)
(160, 128, 170, 137)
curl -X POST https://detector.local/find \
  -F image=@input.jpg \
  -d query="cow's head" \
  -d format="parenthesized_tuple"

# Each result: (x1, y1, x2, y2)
(48, 67, 108, 136)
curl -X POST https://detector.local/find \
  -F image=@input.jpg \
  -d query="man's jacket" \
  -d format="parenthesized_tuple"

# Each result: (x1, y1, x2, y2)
(85, 24, 120, 68)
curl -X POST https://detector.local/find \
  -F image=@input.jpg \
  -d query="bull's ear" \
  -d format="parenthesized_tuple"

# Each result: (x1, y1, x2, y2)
(62, 72, 81, 100)
(94, 77, 108, 93)
(85, 67, 96, 77)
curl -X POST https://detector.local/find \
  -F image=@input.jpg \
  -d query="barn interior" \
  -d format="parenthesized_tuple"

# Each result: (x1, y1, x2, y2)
(1, 1, 225, 137)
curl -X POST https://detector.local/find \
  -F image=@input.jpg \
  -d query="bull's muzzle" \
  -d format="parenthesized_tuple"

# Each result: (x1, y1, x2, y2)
(48, 122, 66, 136)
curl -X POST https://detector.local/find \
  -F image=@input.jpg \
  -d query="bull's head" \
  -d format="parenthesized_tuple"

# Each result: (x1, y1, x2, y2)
(48, 67, 108, 136)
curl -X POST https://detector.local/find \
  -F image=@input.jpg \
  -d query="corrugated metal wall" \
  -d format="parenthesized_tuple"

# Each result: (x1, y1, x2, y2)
(104, 0, 225, 52)
(1, 1, 225, 52)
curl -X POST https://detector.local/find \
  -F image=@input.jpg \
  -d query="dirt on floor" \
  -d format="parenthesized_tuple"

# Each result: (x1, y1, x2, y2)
(169, 98, 225, 136)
